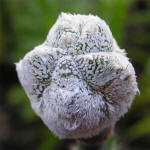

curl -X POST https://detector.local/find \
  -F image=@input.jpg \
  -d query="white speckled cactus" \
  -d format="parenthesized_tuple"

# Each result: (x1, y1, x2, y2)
(16, 13, 139, 140)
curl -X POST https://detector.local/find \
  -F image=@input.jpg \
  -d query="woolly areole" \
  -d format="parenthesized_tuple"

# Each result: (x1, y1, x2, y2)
(16, 13, 139, 140)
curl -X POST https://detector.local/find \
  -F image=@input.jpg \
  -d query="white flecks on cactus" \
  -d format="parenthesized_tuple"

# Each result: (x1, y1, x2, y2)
(16, 13, 139, 140)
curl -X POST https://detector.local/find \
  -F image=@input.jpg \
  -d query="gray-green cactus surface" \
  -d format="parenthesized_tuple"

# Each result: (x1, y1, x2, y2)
(16, 13, 139, 140)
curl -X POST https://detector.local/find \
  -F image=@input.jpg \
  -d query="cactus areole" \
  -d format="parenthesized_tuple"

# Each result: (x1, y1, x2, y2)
(16, 13, 139, 141)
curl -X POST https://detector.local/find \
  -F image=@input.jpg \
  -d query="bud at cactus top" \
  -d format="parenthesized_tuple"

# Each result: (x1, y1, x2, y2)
(16, 13, 139, 140)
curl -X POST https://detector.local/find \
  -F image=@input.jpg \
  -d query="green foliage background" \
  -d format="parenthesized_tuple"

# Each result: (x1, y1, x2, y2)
(0, 0, 150, 150)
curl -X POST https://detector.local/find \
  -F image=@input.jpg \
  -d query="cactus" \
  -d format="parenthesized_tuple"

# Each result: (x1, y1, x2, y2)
(16, 13, 139, 143)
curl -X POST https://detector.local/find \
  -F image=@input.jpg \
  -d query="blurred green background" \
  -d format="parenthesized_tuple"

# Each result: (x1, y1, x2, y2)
(0, 0, 150, 150)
